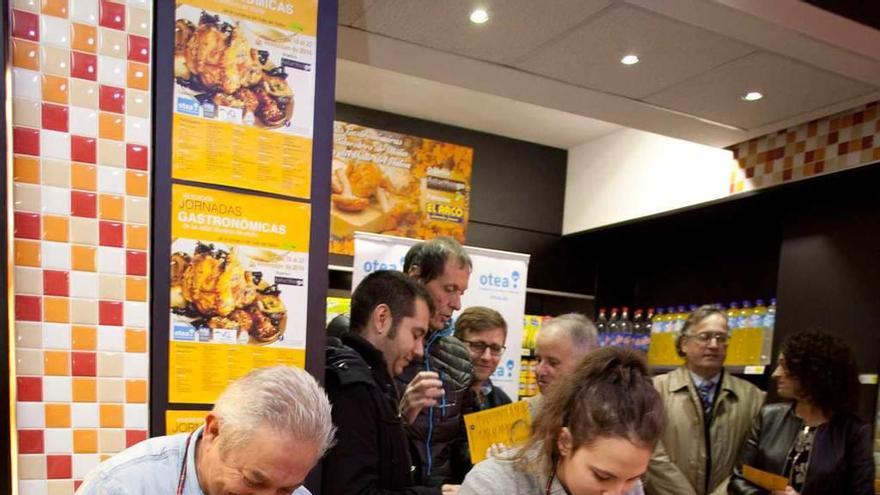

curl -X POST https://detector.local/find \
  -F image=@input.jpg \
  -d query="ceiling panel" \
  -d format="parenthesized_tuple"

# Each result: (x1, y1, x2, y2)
(514, 5, 756, 99)
(339, 0, 377, 25)
(347, 0, 612, 64)
(644, 51, 877, 130)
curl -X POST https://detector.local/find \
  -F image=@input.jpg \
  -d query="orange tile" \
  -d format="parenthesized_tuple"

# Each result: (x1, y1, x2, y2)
(44, 296, 70, 323)
(99, 404, 124, 428)
(74, 429, 98, 453)
(45, 404, 71, 428)
(127, 62, 150, 91)
(126, 379, 147, 403)
(71, 245, 97, 272)
(41, 75, 69, 105)
(12, 39, 40, 70)
(126, 224, 148, 250)
(41, 0, 69, 18)
(125, 277, 147, 302)
(71, 23, 97, 53)
(14, 240, 41, 267)
(71, 163, 97, 191)
(99, 113, 125, 141)
(72, 325, 97, 350)
(125, 328, 147, 353)
(73, 377, 97, 402)
(99, 195, 124, 221)
(42, 215, 69, 242)
(13, 155, 41, 184)
(126, 171, 148, 197)
(44, 350, 70, 375)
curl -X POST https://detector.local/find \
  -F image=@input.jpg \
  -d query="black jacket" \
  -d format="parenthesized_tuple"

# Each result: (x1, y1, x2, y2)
(728, 402, 875, 495)
(323, 333, 441, 495)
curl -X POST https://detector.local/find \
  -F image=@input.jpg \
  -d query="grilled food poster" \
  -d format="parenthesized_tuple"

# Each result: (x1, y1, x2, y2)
(330, 121, 474, 255)
(171, 0, 318, 198)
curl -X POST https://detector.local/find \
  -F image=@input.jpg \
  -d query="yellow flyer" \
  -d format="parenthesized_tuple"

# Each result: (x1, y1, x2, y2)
(169, 184, 309, 403)
(464, 401, 532, 464)
(166, 410, 210, 435)
(172, 0, 318, 198)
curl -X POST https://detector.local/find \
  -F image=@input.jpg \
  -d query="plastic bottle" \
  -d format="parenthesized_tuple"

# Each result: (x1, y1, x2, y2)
(620, 307, 634, 349)
(664, 306, 676, 333)
(726, 302, 741, 331)
(596, 308, 608, 334)
(764, 298, 776, 332)
(651, 307, 665, 334)
(674, 305, 688, 334)
(608, 308, 620, 347)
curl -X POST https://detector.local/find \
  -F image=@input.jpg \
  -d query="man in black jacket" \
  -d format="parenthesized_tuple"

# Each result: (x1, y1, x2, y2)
(323, 270, 451, 495)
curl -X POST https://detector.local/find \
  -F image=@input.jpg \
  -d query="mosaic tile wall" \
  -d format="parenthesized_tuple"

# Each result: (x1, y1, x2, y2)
(729, 101, 880, 193)
(9, 0, 152, 493)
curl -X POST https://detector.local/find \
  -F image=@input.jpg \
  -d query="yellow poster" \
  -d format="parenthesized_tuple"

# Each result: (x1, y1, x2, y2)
(169, 184, 310, 403)
(166, 410, 210, 435)
(464, 401, 532, 465)
(172, 0, 318, 198)
(330, 122, 474, 255)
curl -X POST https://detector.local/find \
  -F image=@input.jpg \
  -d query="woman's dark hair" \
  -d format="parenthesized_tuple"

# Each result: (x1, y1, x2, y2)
(780, 330, 859, 415)
(518, 347, 665, 474)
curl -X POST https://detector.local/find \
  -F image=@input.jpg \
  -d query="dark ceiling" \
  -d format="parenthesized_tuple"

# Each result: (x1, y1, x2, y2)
(805, 0, 880, 32)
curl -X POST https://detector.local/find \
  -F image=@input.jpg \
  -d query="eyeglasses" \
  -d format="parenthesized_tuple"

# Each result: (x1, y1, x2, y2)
(461, 339, 506, 356)
(689, 332, 730, 344)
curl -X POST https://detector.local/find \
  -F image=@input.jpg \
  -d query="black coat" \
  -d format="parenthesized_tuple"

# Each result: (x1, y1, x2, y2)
(728, 402, 875, 495)
(322, 333, 441, 495)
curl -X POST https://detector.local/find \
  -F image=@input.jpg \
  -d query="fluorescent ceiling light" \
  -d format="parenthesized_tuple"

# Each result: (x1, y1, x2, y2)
(742, 91, 764, 101)
(620, 54, 640, 65)
(470, 8, 489, 24)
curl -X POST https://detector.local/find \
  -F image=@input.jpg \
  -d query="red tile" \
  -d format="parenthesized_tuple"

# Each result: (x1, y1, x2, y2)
(783, 169, 793, 181)
(71, 351, 97, 376)
(126, 430, 148, 448)
(126, 144, 148, 170)
(861, 135, 874, 149)
(19, 430, 44, 454)
(14, 212, 41, 239)
(17, 376, 43, 402)
(15, 295, 42, 321)
(12, 10, 40, 42)
(745, 167, 755, 179)
(99, 221, 124, 247)
(13, 127, 40, 156)
(126, 250, 147, 276)
(99, 1, 126, 30)
(47, 455, 72, 479)
(70, 51, 98, 81)
(815, 161, 825, 174)
(99, 85, 125, 114)
(128, 34, 150, 63)
(71, 135, 97, 163)
(74, 480, 84, 492)
(98, 300, 123, 326)
(71, 191, 98, 218)
(43, 270, 70, 297)
(42, 103, 70, 132)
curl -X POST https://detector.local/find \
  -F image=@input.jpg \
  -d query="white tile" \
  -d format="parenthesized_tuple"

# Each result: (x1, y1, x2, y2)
(97, 166, 125, 194)
(42, 323, 71, 350)
(70, 271, 99, 299)
(128, 0, 152, 10)
(124, 353, 148, 378)
(69, 107, 98, 137)
(40, 15, 70, 47)
(40, 130, 71, 161)
(97, 326, 125, 352)
(14, 267, 43, 295)
(19, 480, 47, 495)
(124, 302, 148, 328)
(70, 0, 98, 25)
(16, 403, 45, 428)
(43, 376, 72, 402)
(14, 183, 41, 213)
(41, 241, 71, 270)
(124, 404, 149, 429)
(97, 247, 125, 274)
(73, 454, 100, 479)
(125, 116, 150, 145)
(71, 402, 100, 428)
(44, 429, 73, 454)
(98, 56, 126, 87)
(41, 185, 70, 215)
(12, 68, 41, 100)
(12, 0, 40, 12)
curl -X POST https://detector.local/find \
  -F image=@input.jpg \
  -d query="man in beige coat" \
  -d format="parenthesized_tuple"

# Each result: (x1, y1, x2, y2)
(646, 305, 764, 495)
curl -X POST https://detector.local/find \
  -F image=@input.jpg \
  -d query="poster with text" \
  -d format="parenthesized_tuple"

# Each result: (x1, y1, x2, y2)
(172, 0, 318, 198)
(169, 184, 310, 403)
(330, 122, 473, 255)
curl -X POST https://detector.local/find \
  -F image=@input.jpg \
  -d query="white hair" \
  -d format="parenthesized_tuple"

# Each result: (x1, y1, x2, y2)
(541, 313, 598, 353)
(213, 366, 336, 456)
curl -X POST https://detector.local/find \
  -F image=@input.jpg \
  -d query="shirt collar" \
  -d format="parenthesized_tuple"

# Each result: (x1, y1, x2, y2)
(480, 379, 494, 396)
(185, 425, 205, 494)
(689, 370, 721, 389)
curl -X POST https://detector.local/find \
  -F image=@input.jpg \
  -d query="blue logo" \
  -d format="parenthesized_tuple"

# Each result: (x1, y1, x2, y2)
(176, 96, 200, 116)
(479, 270, 522, 290)
(173, 325, 196, 341)
(361, 256, 406, 274)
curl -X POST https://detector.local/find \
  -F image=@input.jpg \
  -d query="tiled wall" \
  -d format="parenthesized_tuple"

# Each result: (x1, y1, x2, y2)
(729, 101, 880, 193)
(9, 0, 152, 493)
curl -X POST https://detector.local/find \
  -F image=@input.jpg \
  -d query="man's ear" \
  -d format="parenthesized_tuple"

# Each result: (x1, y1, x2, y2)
(406, 264, 421, 279)
(557, 427, 573, 457)
(203, 412, 221, 443)
(371, 304, 393, 336)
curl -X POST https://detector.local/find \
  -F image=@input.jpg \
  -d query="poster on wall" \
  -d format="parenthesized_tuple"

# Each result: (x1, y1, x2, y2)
(329, 122, 474, 255)
(352, 232, 529, 400)
(168, 184, 310, 403)
(171, 0, 318, 198)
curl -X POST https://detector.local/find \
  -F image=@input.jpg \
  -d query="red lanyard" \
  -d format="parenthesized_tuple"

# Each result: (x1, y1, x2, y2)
(177, 432, 195, 495)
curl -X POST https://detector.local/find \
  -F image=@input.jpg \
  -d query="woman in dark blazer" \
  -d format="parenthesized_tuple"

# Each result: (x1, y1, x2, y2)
(729, 330, 874, 495)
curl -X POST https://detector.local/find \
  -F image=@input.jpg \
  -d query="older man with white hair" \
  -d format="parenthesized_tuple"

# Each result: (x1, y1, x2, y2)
(77, 366, 335, 495)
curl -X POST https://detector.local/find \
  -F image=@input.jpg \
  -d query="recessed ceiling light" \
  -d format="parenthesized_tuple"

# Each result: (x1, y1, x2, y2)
(742, 91, 764, 101)
(620, 54, 640, 65)
(470, 8, 489, 24)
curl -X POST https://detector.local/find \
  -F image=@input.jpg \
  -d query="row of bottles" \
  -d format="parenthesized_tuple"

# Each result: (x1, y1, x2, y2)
(648, 299, 776, 336)
(519, 358, 539, 398)
(596, 307, 653, 352)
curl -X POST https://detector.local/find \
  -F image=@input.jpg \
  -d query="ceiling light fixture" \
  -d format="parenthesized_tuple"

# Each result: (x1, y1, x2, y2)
(470, 8, 489, 24)
(620, 54, 640, 65)
(742, 91, 764, 101)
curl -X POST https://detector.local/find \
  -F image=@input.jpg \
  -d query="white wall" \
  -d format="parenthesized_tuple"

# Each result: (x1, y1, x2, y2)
(563, 128, 735, 234)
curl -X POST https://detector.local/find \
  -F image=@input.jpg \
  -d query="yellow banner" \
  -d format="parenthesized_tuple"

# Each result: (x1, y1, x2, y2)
(464, 401, 532, 464)
(180, 0, 318, 35)
(166, 410, 210, 435)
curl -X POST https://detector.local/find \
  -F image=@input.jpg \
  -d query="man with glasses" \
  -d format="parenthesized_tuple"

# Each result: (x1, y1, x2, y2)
(454, 306, 511, 411)
(646, 305, 765, 495)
